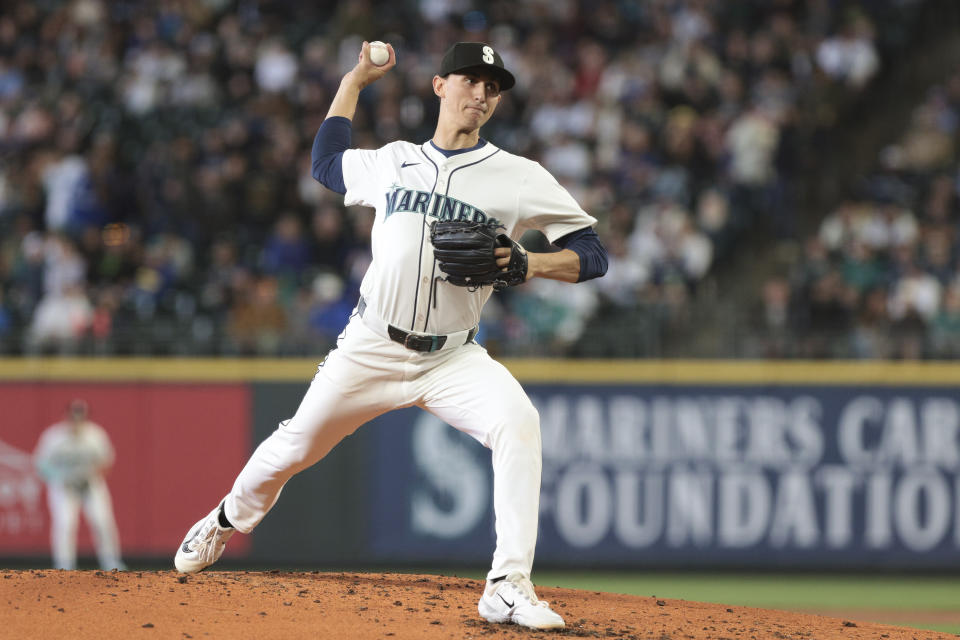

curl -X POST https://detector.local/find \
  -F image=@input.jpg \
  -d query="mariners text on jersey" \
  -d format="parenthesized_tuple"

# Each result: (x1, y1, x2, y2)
(384, 184, 502, 227)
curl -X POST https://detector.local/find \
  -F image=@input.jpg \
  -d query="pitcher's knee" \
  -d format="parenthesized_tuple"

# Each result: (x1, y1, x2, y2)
(259, 425, 313, 472)
(269, 419, 339, 471)
(276, 440, 319, 472)
(493, 402, 541, 449)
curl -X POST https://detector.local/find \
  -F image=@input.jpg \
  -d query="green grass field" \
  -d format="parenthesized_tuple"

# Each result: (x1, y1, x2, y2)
(386, 567, 960, 633)
(514, 572, 960, 635)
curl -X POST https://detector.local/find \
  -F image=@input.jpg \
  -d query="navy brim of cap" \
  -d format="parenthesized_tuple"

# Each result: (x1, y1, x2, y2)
(442, 64, 515, 91)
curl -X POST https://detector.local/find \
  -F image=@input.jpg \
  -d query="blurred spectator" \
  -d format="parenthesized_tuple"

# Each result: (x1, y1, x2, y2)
(305, 271, 355, 346)
(41, 233, 86, 296)
(309, 204, 352, 273)
(41, 146, 102, 236)
(745, 276, 794, 359)
(840, 240, 881, 294)
(198, 238, 243, 317)
(813, 271, 855, 356)
(27, 283, 93, 354)
(89, 286, 120, 354)
(594, 235, 648, 308)
(930, 286, 960, 358)
(815, 11, 880, 89)
(227, 274, 287, 355)
(629, 200, 712, 295)
(888, 258, 942, 323)
(899, 102, 955, 171)
(725, 105, 783, 233)
(849, 287, 894, 359)
(262, 213, 311, 276)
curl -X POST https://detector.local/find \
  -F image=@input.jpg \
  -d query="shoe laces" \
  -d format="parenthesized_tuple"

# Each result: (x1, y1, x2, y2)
(502, 572, 549, 608)
(190, 517, 228, 557)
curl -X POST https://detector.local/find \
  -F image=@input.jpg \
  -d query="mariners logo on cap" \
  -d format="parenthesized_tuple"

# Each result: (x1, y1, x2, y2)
(439, 42, 515, 91)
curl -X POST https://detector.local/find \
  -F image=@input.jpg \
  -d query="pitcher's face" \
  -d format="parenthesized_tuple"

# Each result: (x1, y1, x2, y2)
(434, 70, 501, 132)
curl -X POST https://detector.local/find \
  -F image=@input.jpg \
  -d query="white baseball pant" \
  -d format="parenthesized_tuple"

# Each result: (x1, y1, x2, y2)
(224, 313, 542, 580)
(47, 476, 123, 570)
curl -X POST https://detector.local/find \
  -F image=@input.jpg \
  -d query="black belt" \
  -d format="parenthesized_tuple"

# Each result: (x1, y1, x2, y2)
(358, 297, 478, 353)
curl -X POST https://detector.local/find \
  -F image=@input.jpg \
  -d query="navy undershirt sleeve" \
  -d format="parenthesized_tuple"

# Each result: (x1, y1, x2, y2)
(311, 116, 352, 195)
(553, 227, 609, 282)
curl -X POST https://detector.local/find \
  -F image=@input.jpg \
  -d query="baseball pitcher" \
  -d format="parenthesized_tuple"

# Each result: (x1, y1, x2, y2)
(175, 41, 608, 630)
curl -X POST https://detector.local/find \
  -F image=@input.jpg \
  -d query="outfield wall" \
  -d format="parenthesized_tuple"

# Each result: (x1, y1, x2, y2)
(1, 359, 959, 569)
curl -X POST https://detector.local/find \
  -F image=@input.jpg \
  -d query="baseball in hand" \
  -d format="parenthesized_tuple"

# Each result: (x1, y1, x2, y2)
(369, 41, 389, 66)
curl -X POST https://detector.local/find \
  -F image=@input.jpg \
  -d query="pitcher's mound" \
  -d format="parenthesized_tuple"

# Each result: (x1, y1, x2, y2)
(1, 569, 951, 639)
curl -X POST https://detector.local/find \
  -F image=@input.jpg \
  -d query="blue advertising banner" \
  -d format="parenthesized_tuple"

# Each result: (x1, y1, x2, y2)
(369, 408, 496, 564)
(368, 385, 960, 569)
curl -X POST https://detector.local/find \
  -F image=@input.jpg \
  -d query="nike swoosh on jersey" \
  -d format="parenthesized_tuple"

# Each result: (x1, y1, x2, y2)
(401, 161, 420, 168)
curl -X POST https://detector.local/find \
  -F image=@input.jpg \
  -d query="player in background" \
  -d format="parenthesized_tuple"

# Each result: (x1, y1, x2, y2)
(34, 399, 125, 571)
(175, 41, 607, 630)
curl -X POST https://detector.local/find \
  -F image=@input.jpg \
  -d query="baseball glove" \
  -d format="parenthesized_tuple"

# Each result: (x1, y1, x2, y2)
(430, 221, 528, 291)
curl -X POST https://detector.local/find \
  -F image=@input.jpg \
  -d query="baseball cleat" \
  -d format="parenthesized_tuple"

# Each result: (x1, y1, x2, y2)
(477, 572, 565, 630)
(174, 503, 234, 574)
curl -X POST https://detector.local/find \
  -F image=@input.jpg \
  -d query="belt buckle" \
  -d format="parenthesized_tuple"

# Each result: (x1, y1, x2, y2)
(404, 333, 426, 351)
(404, 333, 441, 352)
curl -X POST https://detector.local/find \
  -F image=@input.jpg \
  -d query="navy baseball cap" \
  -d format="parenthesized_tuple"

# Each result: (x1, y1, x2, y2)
(439, 42, 515, 91)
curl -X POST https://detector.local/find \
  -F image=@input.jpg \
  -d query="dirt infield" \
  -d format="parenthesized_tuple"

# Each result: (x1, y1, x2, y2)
(2, 569, 954, 639)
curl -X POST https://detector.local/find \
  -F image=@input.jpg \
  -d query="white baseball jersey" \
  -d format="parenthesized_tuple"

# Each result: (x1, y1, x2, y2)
(34, 421, 114, 487)
(341, 141, 597, 334)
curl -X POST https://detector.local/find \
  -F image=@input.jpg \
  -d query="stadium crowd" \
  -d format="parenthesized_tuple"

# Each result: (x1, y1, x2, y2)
(0, 0, 927, 357)
(752, 61, 960, 359)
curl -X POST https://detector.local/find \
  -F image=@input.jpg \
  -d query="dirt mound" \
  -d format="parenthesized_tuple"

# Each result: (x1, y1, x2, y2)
(1, 569, 951, 639)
